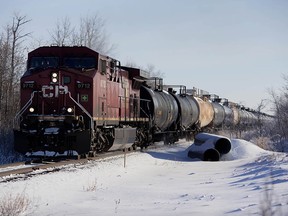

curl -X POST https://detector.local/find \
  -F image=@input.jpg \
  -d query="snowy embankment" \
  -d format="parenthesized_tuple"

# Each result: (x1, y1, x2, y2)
(0, 139, 288, 216)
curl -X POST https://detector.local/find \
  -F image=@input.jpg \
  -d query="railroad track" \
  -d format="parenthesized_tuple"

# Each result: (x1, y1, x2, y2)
(0, 149, 135, 182)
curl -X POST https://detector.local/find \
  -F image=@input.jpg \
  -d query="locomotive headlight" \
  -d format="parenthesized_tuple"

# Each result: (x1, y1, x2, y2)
(29, 107, 35, 113)
(67, 107, 73, 113)
(51, 72, 58, 83)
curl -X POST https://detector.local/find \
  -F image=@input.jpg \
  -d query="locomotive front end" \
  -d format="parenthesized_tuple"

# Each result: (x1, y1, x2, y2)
(14, 47, 96, 155)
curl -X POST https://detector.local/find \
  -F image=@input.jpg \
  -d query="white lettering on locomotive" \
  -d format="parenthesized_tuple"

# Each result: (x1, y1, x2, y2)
(42, 85, 68, 98)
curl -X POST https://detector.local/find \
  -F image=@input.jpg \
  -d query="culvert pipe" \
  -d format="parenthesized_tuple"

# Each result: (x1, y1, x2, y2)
(194, 133, 231, 155)
(188, 148, 220, 161)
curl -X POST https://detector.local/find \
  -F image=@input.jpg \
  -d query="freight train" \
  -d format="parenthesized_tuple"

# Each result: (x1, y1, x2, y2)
(13, 46, 270, 156)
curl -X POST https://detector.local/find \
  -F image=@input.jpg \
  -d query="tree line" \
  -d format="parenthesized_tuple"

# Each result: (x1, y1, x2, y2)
(0, 14, 30, 160)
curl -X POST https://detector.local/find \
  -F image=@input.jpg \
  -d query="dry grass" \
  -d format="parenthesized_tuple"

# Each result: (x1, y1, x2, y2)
(253, 136, 271, 150)
(83, 178, 98, 192)
(0, 192, 30, 216)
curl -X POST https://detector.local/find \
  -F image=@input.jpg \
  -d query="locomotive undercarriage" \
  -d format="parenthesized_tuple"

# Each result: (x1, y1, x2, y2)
(14, 115, 91, 155)
(14, 111, 151, 156)
(134, 122, 152, 149)
(91, 127, 114, 153)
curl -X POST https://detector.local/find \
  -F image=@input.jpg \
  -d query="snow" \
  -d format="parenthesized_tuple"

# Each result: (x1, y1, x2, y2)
(44, 127, 59, 134)
(1, 139, 288, 215)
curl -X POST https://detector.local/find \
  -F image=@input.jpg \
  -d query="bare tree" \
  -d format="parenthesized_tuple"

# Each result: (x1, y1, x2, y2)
(4, 14, 30, 126)
(255, 99, 269, 137)
(49, 17, 74, 46)
(77, 14, 114, 54)
(0, 13, 30, 160)
(49, 14, 115, 55)
(268, 75, 288, 151)
(144, 64, 165, 78)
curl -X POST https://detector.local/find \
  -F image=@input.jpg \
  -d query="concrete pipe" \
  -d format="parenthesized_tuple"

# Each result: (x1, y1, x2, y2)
(187, 141, 220, 161)
(188, 148, 220, 161)
(194, 133, 231, 155)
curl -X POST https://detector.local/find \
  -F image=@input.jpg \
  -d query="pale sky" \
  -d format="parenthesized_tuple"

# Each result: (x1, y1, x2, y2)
(1, 0, 288, 113)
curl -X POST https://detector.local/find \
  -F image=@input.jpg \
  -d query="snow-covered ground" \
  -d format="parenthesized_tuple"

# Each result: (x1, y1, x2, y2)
(0, 139, 288, 216)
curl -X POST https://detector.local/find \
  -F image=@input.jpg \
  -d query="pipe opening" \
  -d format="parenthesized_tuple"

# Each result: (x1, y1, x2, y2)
(214, 138, 231, 154)
(203, 148, 220, 161)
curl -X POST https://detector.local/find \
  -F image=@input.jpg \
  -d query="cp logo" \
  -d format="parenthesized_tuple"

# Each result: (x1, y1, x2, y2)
(42, 85, 68, 98)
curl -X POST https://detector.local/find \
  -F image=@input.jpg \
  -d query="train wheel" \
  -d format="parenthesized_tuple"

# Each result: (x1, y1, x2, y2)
(95, 133, 110, 153)
(131, 144, 137, 150)
(87, 151, 97, 157)
(78, 153, 88, 159)
(103, 134, 114, 151)
(163, 134, 173, 145)
(135, 128, 149, 148)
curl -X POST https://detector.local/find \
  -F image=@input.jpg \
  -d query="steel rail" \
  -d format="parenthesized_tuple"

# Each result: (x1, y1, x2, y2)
(0, 148, 136, 181)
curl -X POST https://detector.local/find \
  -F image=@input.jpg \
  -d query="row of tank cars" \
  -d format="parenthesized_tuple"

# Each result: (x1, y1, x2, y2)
(13, 46, 272, 157)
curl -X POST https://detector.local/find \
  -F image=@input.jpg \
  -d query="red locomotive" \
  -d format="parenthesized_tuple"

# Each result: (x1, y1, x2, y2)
(14, 46, 151, 156)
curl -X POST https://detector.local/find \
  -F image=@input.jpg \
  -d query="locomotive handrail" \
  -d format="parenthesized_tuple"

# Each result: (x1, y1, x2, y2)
(67, 91, 94, 134)
(139, 98, 152, 119)
(14, 91, 38, 128)
(140, 107, 150, 118)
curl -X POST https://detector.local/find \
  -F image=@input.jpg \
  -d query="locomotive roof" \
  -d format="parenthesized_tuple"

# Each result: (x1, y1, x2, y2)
(28, 46, 99, 59)
(121, 66, 150, 79)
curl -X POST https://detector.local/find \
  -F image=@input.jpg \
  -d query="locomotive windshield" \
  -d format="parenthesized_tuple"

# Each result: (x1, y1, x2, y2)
(30, 57, 59, 69)
(63, 57, 96, 69)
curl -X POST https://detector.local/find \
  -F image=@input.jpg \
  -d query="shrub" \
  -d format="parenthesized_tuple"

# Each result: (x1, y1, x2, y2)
(0, 192, 30, 216)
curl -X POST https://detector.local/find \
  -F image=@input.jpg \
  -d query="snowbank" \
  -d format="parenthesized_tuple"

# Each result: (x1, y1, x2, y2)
(0, 139, 287, 216)
(222, 139, 268, 161)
